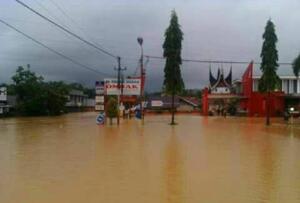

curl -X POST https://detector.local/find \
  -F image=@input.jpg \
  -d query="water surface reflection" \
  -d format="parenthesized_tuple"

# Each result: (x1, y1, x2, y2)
(0, 113, 300, 203)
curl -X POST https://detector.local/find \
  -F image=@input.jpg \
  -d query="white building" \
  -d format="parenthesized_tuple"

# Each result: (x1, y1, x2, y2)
(0, 87, 9, 115)
(65, 89, 95, 111)
(252, 64, 300, 95)
(253, 76, 300, 94)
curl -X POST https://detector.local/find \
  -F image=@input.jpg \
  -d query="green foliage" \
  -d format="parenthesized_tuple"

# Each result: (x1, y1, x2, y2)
(68, 83, 84, 91)
(12, 66, 45, 115)
(292, 54, 300, 77)
(163, 10, 185, 94)
(180, 89, 201, 98)
(12, 66, 69, 116)
(106, 97, 118, 119)
(258, 20, 280, 92)
(44, 81, 69, 115)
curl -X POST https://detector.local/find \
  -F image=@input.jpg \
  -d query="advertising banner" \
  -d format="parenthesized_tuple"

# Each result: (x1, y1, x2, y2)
(104, 78, 141, 95)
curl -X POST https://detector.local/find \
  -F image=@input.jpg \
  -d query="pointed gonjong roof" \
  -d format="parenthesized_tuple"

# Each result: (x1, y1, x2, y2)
(209, 67, 232, 89)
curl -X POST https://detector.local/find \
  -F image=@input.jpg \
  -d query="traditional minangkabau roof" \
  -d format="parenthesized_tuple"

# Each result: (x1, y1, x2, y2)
(209, 66, 219, 87)
(209, 67, 232, 89)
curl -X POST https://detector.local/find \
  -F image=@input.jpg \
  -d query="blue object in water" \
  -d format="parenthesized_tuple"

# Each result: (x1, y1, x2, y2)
(96, 113, 105, 125)
(135, 110, 141, 119)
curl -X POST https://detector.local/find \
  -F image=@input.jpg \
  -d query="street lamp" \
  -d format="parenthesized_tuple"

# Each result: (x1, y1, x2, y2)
(137, 37, 144, 123)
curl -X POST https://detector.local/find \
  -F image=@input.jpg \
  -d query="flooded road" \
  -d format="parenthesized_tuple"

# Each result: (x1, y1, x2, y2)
(1, 112, 300, 203)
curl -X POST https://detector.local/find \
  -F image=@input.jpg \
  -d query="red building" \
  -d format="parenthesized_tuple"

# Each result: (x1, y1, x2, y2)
(202, 62, 285, 117)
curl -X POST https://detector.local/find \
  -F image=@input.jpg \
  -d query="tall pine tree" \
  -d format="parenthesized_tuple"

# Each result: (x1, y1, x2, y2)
(258, 19, 280, 125)
(163, 10, 184, 125)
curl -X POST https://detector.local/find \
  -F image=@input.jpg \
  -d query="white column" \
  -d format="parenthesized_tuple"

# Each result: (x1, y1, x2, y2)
(289, 79, 293, 94)
(282, 79, 287, 93)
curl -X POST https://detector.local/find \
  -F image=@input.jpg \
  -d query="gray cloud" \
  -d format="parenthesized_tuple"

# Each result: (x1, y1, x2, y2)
(1, 0, 300, 91)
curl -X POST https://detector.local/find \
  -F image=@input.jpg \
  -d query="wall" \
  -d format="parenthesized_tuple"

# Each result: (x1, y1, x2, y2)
(247, 92, 285, 117)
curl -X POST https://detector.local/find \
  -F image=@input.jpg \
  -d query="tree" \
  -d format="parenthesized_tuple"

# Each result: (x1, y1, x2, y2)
(163, 10, 184, 125)
(106, 97, 118, 125)
(292, 54, 300, 78)
(258, 19, 280, 125)
(12, 65, 46, 115)
(12, 65, 69, 116)
(44, 81, 70, 115)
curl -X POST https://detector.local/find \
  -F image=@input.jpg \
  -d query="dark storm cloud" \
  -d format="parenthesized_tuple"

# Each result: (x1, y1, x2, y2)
(1, 0, 300, 91)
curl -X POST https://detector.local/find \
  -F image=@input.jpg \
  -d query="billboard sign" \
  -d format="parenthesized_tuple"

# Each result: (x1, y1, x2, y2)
(151, 100, 163, 107)
(104, 78, 141, 95)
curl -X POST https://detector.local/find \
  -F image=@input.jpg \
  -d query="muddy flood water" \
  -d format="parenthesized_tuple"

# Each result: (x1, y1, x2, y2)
(1, 112, 300, 203)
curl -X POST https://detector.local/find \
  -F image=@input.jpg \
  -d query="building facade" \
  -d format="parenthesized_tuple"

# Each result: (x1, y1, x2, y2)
(253, 76, 300, 94)
(202, 67, 242, 116)
(66, 89, 95, 112)
(0, 87, 10, 115)
(203, 62, 299, 117)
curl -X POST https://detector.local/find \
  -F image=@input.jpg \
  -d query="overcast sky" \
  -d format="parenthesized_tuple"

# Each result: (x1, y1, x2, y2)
(1, 0, 300, 91)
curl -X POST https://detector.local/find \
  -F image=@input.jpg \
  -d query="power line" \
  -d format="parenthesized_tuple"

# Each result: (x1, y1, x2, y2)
(45, 0, 112, 57)
(15, 0, 118, 60)
(46, 0, 85, 32)
(32, 0, 71, 30)
(0, 18, 113, 77)
(145, 55, 293, 66)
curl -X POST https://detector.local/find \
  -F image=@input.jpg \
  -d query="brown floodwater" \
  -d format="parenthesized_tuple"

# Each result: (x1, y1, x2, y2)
(1, 112, 300, 203)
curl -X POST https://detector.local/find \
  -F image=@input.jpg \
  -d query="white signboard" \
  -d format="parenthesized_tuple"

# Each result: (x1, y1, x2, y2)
(151, 100, 163, 107)
(104, 78, 141, 96)
(95, 96, 104, 103)
(0, 87, 7, 101)
(95, 86, 104, 95)
(95, 104, 104, 111)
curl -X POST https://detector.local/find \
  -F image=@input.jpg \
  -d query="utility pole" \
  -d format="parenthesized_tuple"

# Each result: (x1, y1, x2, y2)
(137, 37, 144, 124)
(115, 56, 126, 125)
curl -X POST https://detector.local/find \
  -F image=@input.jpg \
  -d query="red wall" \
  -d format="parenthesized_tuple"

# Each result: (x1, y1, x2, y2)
(202, 88, 209, 116)
(247, 92, 285, 117)
(241, 61, 285, 117)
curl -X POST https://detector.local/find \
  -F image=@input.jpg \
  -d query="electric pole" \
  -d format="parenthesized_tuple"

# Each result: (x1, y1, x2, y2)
(115, 56, 126, 125)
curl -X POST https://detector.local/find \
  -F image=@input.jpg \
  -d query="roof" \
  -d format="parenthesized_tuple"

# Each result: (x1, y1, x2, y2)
(209, 68, 232, 89)
(253, 64, 296, 78)
(178, 96, 200, 107)
(69, 89, 87, 97)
